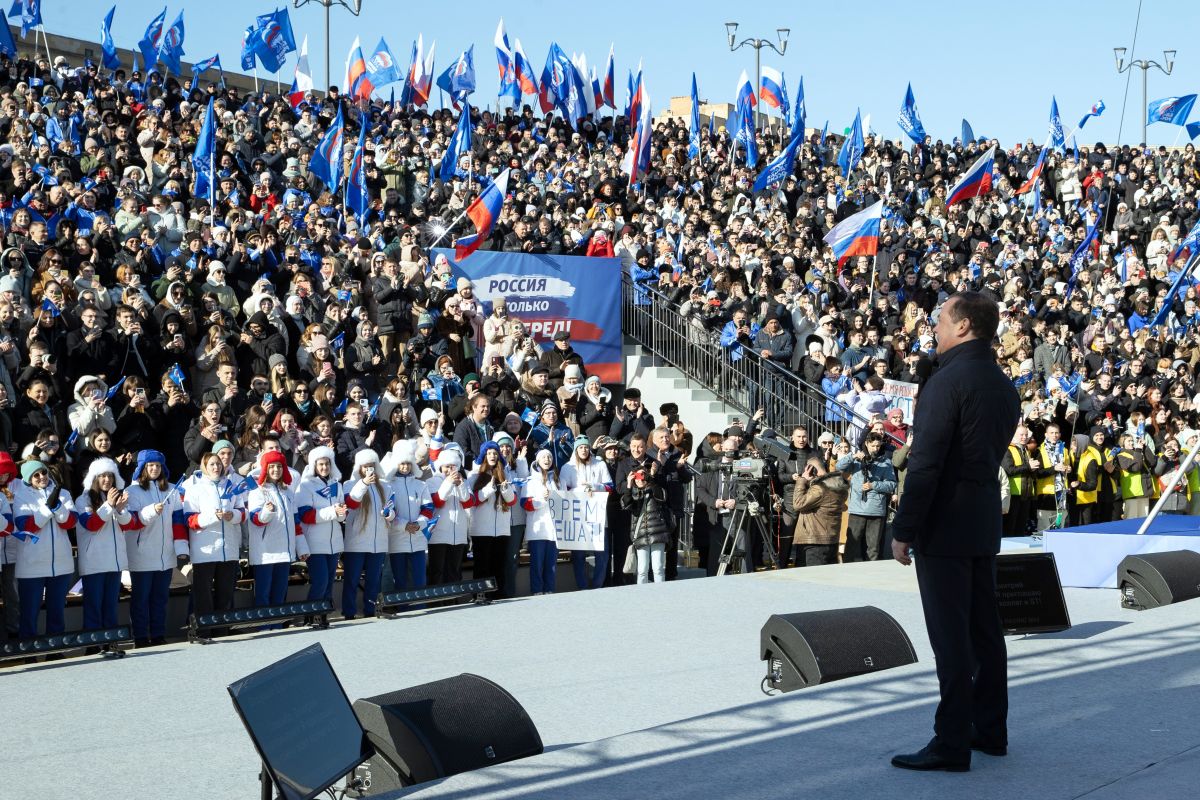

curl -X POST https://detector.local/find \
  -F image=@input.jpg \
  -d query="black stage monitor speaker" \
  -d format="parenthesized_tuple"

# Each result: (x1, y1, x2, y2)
(996, 552, 1071, 634)
(352, 673, 543, 794)
(1118, 550, 1200, 610)
(760, 606, 917, 694)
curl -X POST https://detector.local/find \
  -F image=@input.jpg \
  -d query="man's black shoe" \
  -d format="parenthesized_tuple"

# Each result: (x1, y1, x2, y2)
(891, 742, 970, 772)
(970, 739, 1007, 757)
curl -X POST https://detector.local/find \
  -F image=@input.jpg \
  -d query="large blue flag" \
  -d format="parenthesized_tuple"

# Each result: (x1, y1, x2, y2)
(1048, 96, 1065, 149)
(7, 0, 41, 40)
(157, 10, 185, 76)
(439, 101, 473, 182)
(687, 73, 701, 161)
(240, 24, 258, 71)
(367, 37, 402, 88)
(961, 118, 974, 145)
(1150, 251, 1200, 329)
(0, 7, 15, 57)
(189, 54, 222, 92)
(732, 70, 757, 168)
(837, 109, 864, 176)
(1148, 94, 1197, 127)
(898, 83, 926, 144)
(192, 97, 215, 200)
(346, 118, 370, 224)
(1065, 224, 1099, 296)
(753, 128, 803, 192)
(308, 104, 345, 192)
(542, 42, 587, 126)
(436, 45, 476, 105)
(791, 77, 806, 141)
(249, 8, 295, 74)
(138, 7, 166, 70)
(99, 5, 121, 70)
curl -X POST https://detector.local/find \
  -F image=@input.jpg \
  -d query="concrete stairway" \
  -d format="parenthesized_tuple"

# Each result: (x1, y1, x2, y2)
(622, 340, 743, 439)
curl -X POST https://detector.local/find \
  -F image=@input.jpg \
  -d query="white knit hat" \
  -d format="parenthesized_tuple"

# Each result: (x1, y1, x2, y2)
(353, 449, 381, 476)
(302, 445, 342, 481)
(434, 449, 462, 470)
(82, 457, 125, 492)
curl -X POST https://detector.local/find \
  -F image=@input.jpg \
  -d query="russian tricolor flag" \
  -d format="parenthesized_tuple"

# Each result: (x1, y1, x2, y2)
(454, 169, 511, 261)
(512, 38, 539, 97)
(289, 35, 313, 111)
(345, 36, 375, 102)
(602, 43, 615, 109)
(822, 199, 883, 266)
(760, 67, 783, 110)
(623, 88, 653, 189)
(946, 145, 997, 206)
(735, 70, 756, 109)
(1016, 139, 1050, 195)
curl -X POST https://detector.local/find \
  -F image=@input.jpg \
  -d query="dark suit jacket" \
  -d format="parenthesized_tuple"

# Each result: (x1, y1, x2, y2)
(693, 468, 735, 529)
(891, 338, 1020, 557)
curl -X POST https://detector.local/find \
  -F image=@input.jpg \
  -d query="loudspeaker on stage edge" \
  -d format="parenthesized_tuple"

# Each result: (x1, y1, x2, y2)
(761, 606, 917, 693)
(351, 673, 543, 795)
(1118, 550, 1200, 610)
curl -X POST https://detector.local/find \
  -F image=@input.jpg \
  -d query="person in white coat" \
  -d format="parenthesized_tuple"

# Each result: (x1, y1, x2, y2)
(521, 449, 562, 595)
(0, 454, 17, 636)
(560, 435, 613, 590)
(387, 440, 434, 591)
(123, 450, 183, 646)
(495, 432, 530, 598)
(295, 446, 347, 603)
(427, 448, 473, 585)
(75, 457, 133, 630)
(467, 441, 517, 589)
(179, 451, 249, 619)
(247, 451, 310, 607)
(12, 460, 77, 639)
(342, 449, 395, 618)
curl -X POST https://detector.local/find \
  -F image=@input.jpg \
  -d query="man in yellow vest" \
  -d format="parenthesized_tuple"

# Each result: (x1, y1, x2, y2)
(1115, 431, 1156, 520)
(1032, 423, 1073, 530)
(1001, 425, 1036, 536)
(1073, 427, 1120, 526)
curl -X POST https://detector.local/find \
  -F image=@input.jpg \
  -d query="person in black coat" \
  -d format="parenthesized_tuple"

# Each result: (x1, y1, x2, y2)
(235, 310, 286, 381)
(608, 387, 655, 442)
(890, 292, 1021, 773)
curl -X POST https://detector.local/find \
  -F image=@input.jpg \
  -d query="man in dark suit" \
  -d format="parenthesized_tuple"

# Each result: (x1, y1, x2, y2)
(693, 437, 740, 575)
(890, 292, 1021, 773)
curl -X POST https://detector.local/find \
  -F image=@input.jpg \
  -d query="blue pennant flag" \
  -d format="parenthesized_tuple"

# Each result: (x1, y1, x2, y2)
(961, 118, 974, 145)
(39, 297, 60, 318)
(105, 376, 126, 400)
(1148, 95, 1197, 127)
(439, 101, 473, 182)
(898, 83, 926, 144)
(100, 5, 121, 70)
(520, 407, 538, 427)
(329, 331, 345, 351)
(753, 128, 803, 192)
(1048, 96, 1065, 149)
(168, 363, 187, 388)
(156, 10, 186, 76)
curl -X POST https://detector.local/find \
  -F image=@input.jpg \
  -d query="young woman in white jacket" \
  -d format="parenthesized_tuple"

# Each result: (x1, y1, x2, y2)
(247, 451, 310, 607)
(180, 451, 249, 619)
(495, 432, 530, 598)
(467, 441, 517, 589)
(0, 454, 16, 631)
(560, 436, 613, 591)
(342, 449, 395, 618)
(387, 440, 434, 591)
(12, 460, 77, 639)
(75, 457, 133, 630)
(521, 449, 562, 595)
(427, 448, 473, 585)
(295, 446, 347, 603)
(123, 450, 183, 646)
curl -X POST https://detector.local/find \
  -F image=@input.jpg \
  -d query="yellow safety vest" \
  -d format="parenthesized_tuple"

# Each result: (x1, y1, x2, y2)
(1076, 446, 1118, 505)
(1006, 445, 1029, 496)
(1035, 444, 1072, 496)
(1118, 454, 1149, 500)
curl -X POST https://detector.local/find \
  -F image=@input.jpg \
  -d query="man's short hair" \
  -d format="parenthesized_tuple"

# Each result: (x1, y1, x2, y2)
(946, 291, 1000, 340)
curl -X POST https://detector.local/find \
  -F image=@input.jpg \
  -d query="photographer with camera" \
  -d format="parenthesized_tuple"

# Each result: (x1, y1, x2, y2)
(791, 457, 850, 566)
(835, 433, 897, 561)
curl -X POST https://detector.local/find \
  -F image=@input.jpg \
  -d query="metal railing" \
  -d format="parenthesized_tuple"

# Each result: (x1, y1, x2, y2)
(622, 274, 897, 445)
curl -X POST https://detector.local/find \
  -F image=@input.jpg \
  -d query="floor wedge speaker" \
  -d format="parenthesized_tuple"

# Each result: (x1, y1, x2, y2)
(761, 606, 917, 693)
(352, 673, 542, 794)
(1118, 550, 1200, 610)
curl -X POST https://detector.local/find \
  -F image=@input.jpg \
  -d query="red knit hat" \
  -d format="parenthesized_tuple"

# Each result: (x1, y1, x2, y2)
(257, 451, 291, 486)
(0, 452, 16, 481)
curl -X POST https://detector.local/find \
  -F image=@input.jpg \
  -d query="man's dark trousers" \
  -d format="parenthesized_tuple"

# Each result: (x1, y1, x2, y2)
(914, 552, 1008, 754)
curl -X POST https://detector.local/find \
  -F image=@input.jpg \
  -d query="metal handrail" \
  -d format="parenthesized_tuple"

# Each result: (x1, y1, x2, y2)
(622, 273, 902, 447)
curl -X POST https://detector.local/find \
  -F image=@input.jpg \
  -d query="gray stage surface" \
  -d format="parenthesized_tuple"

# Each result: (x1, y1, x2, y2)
(5, 561, 1199, 800)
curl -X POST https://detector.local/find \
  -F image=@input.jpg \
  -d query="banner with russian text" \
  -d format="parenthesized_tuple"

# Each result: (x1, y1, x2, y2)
(433, 249, 623, 382)
(547, 488, 607, 551)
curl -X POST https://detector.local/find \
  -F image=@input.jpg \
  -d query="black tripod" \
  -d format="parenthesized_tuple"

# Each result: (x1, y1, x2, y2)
(716, 487, 779, 576)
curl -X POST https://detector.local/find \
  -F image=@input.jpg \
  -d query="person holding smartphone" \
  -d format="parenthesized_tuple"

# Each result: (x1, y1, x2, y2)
(341, 450, 393, 618)
(67, 375, 117, 439)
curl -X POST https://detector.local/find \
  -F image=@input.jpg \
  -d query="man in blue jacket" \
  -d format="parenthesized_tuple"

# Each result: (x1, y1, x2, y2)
(835, 433, 897, 561)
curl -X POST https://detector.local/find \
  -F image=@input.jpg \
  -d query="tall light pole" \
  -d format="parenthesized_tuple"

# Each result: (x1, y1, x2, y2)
(1114, 46, 1176, 146)
(725, 22, 789, 129)
(293, 0, 363, 93)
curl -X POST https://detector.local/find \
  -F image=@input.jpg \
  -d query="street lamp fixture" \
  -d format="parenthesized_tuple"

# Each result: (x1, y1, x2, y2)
(1113, 45, 1177, 146)
(726, 21, 789, 128)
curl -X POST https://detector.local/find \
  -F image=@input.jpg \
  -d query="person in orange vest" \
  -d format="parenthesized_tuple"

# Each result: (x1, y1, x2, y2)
(1001, 425, 1036, 536)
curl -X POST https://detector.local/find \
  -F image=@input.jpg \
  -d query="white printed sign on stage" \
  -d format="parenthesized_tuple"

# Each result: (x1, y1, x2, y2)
(547, 489, 607, 551)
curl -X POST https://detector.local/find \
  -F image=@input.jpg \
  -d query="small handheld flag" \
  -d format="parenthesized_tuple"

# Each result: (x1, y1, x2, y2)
(105, 377, 127, 401)
(168, 363, 187, 389)
(39, 298, 60, 318)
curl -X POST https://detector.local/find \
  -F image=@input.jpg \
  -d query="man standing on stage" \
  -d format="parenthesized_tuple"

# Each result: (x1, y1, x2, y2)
(890, 292, 1020, 772)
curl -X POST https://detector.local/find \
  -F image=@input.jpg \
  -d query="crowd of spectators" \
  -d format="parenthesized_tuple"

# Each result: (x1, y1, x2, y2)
(0, 44, 1199, 651)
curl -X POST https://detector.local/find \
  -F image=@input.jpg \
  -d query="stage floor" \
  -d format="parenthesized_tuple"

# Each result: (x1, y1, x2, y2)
(4, 561, 1199, 800)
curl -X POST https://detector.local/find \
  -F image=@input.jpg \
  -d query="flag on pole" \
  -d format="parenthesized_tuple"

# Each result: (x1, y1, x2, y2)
(414, 37, 436, 105)
(961, 118, 975, 145)
(1150, 252, 1200, 329)
(946, 145, 997, 206)
(439, 101, 473, 183)
(345, 36, 375, 102)
(495, 19, 519, 103)
(189, 54, 222, 93)
(138, 7, 166, 70)
(732, 70, 758, 168)
(837, 109, 864, 176)
(822, 199, 884, 266)
(602, 44, 615, 109)
(249, 8, 296, 73)
(1148, 95, 1197, 126)
(0, 5, 15, 57)
(454, 169, 511, 260)
(1048, 97, 1065, 149)
(308, 104, 345, 192)
(759, 67, 784, 111)
(791, 77, 806, 141)
(157, 10, 185, 76)
(346, 118, 370, 224)
(100, 5, 121, 70)
(624, 88, 653, 188)
(898, 83, 926, 144)
(512, 38, 538, 97)
(168, 363, 187, 389)
(192, 97, 216, 201)
(753, 128, 804, 192)
(288, 35, 313, 110)
(1016, 138, 1051, 195)
(687, 73, 702, 161)
(1077, 100, 1105, 129)
(8, 0, 41, 40)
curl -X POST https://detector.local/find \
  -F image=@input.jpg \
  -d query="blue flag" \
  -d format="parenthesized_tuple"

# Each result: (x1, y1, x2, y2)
(1148, 95, 1197, 127)
(687, 73, 701, 161)
(168, 363, 187, 388)
(100, 5, 121, 70)
(1048, 96, 1065, 150)
(448, 44, 476, 98)
(105, 376, 126, 400)
(791, 76, 806, 141)
(961, 118, 974, 145)
(329, 331, 345, 351)
(138, 7, 166, 70)
(382, 494, 396, 517)
(1151, 252, 1200, 329)
(367, 37, 402, 88)
(65, 429, 80, 454)
(520, 407, 538, 427)
(439, 101, 473, 182)
(0, 6, 15, 57)
(732, 71, 758, 168)
(753, 129, 803, 192)
(189, 54, 222, 93)
(308, 104, 345, 192)
(250, 10, 294, 74)
(1065, 224, 1099, 296)
(1077, 100, 1105, 130)
(837, 109, 864, 177)
(315, 483, 336, 500)
(157, 10, 185, 76)
(44, 115, 64, 153)
(898, 83, 926, 144)
(39, 297, 60, 318)
(240, 24, 258, 71)
(192, 97, 215, 201)
(346, 118, 370, 223)
(8, 0, 41, 39)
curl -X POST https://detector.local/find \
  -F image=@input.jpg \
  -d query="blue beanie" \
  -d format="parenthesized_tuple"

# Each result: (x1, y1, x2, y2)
(476, 440, 500, 466)
(132, 450, 169, 482)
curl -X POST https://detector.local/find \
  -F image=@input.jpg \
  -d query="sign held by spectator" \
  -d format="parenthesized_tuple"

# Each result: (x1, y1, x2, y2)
(547, 489, 607, 551)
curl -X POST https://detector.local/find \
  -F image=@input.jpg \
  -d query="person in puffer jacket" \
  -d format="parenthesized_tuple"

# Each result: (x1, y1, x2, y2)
(387, 440, 434, 592)
(427, 448, 475, 585)
(521, 449, 562, 595)
(75, 457, 133, 630)
(495, 432, 530, 599)
(342, 449, 395, 619)
(67, 375, 117, 439)
(12, 460, 77, 639)
(247, 450, 310, 607)
(620, 468, 671, 584)
(467, 441, 517, 590)
(295, 446, 347, 603)
(835, 432, 898, 562)
(179, 451, 249, 619)
(560, 435, 613, 590)
(123, 450, 184, 646)
(0, 454, 16, 634)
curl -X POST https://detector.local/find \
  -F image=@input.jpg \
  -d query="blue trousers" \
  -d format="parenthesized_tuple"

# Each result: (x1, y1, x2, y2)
(18, 574, 73, 639)
(390, 552, 427, 591)
(571, 549, 610, 590)
(306, 553, 339, 602)
(81, 571, 123, 630)
(341, 551, 384, 617)
(253, 563, 291, 607)
(129, 569, 172, 640)
(527, 540, 557, 594)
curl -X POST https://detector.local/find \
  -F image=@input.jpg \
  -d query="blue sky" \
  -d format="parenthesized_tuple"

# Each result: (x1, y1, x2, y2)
(41, 0, 1200, 146)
